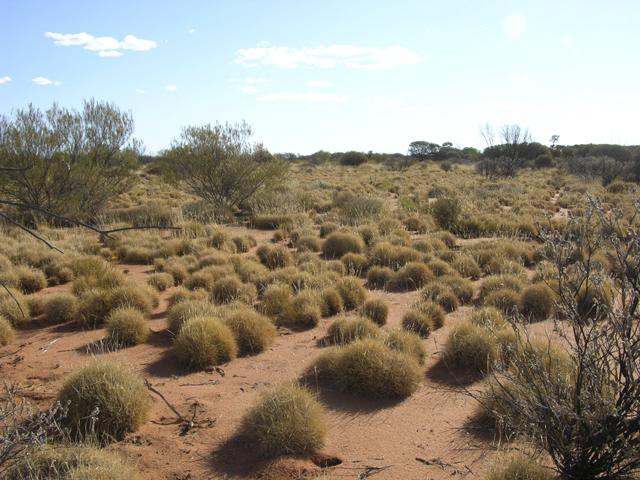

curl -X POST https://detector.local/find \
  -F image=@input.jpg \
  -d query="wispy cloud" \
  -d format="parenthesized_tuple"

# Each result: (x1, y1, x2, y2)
(305, 80, 332, 88)
(503, 13, 526, 39)
(166, 84, 177, 92)
(256, 92, 347, 102)
(135, 88, 146, 94)
(240, 85, 258, 94)
(236, 43, 422, 70)
(187, 28, 196, 34)
(45, 32, 157, 57)
(0, 76, 11, 85)
(32, 76, 61, 86)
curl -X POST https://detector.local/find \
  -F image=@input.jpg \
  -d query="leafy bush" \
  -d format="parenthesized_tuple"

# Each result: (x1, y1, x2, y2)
(240, 383, 326, 457)
(322, 232, 364, 259)
(174, 316, 238, 370)
(325, 316, 380, 345)
(58, 361, 151, 442)
(361, 299, 388, 326)
(223, 309, 276, 355)
(105, 307, 149, 346)
(307, 339, 421, 399)
(340, 151, 367, 166)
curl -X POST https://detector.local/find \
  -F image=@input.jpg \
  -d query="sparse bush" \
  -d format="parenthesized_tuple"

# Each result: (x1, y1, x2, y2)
(240, 383, 326, 457)
(366, 266, 393, 289)
(174, 316, 238, 370)
(167, 299, 217, 333)
(58, 361, 151, 442)
(322, 232, 364, 259)
(520, 283, 556, 321)
(442, 320, 498, 375)
(308, 339, 421, 399)
(224, 309, 276, 355)
(336, 276, 367, 310)
(6, 445, 140, 480)
(105, 307, 149, 346)
(325, 316, 380, 345)
(361, 299, 388, 326)
(147, 272, 174, 291)
(42, 293, 78, 324)
(383, 329, 426, 365)
(0, 315, 15, 345)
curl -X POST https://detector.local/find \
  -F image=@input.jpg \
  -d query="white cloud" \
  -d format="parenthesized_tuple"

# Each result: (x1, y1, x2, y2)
(503, 13, 526, 39)
(0, 76, 11, 84)
(256, 92, 346, 102)
(244, 77, 269, 85)
(563, 35, 575, 46)
(45, 32, 157, 57)
(305, 80, 332, 88)
(32, 76, 61, 86)
(135, 88, 146, 94)
(188, 28, 196, 34)
(236, 43, 422, 70)
(240, 85, 258, 94)
(166, 84, 177, 92)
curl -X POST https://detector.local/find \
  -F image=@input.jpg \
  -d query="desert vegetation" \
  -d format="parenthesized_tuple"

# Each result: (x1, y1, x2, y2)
(1, 99, 639, 480)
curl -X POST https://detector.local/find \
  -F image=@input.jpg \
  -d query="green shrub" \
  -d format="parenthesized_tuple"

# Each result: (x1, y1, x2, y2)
(442, 320, 498, 375)
(0, 315, 15, 346)
(174, 316, 238, 370)
(361, 299, 389, 326)
(240, 383, 326, 457)
(167, 299, 217, 333)
(520, 283, 556, 321)
(256, 244, 294, 269)
(106, 307, 149, 346)
(322, 232, 364, 259)
(486, 453, 553, 480)
(15, 266, 48, 294)
(58, 361, 151, 442)
(147, 272, 174, 291)
(387, 262, 434, 291)
(42, 293, 78, 324)
(224, 309, 276, 355)
(308, 339, 421, 399)
(325, 316, 380, 345)
(336, 276, 367, 310)
(383, 329, 426, 365)
(366, 266, 393, 289)
(6, 445, 140, 480)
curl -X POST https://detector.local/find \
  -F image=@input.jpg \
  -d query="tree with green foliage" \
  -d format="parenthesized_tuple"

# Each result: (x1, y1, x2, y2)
(162, 122, 287, 212)
(408, 141, 440, 160)
(0, 100, 139, 221)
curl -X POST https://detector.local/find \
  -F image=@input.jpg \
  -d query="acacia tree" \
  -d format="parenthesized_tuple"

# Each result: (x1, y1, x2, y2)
(484, 198, 640, 479)
(0, 100, 139, 221)
(408, 141, 440, 161)
(162, 122, 287, 212)
(478, 124, 532, 177)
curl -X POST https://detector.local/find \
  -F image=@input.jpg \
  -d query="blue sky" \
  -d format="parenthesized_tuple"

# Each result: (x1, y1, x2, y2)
(1, 0, 639, 154)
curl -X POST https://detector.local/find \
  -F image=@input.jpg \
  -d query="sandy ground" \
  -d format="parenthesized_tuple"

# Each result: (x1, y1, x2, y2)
(0, 229, 507, 480)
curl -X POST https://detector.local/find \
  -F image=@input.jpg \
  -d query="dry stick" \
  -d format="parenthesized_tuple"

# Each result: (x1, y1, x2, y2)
(144, 379, 189, 424)
(0, 281, 26, 322)
(0, 211, 63, 253)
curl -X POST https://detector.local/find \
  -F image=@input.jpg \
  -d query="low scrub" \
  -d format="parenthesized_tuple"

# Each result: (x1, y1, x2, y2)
(336, 276, 367, 310)
(42, 292, 78, 324)
(105, 307, 149, 346)
(442, 320, 498, 376)
(383, 329, 426, 365)
(174, 316, 238, 369)
(324, 316, 380, 345)
(224, 308, 276, 355)
(0, 314, 16, 345)
(361, 298, 388, 326)
(322, 232, 365, 259)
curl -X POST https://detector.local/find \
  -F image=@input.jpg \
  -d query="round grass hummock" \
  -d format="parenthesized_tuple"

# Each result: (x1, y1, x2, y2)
(520, 283, 556, 321)
(6, 445, 141, 480)
(336, 276, 367, 310)
(486, 453, 554, 480)
(42, 292, 79, 324)
(224, 309, 276, 355)
(174, 316, 238, 370)
(401, 301, 445, 337)
(322, 232, 364, 259)
(240, 383, 327, 458)
(147, 272, 175, 291)
(383, 329, 426, 365)
(15, 266, 48, 294)
(105, 307, 149, 346)
(325, 316, 380, 345)
(0, 315, 16, 346)
(442, 320, 498, 376)
(58, 361, 151, 443)
(167, 299, 217, 333)
(361, 298, 389, 326)
(308, 339, 421, 399)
